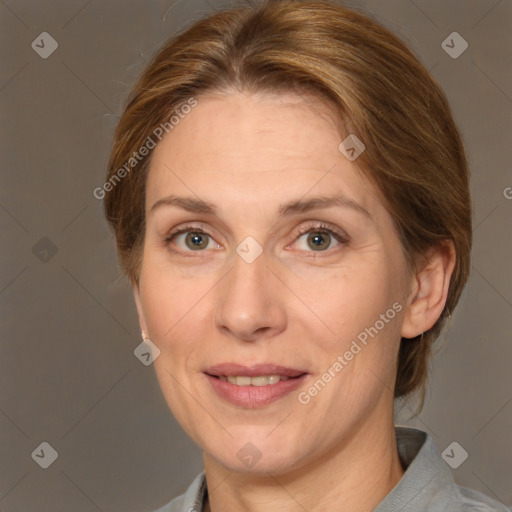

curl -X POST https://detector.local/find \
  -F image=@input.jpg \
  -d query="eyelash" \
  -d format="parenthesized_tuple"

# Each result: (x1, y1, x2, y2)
(164, 222, 349, 256)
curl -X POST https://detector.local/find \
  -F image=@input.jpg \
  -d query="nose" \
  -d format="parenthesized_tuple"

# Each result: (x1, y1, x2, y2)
(215, 246, 287, 343)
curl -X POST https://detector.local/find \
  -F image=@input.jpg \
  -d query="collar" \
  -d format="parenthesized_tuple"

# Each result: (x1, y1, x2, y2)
(374, 426, 457, 511)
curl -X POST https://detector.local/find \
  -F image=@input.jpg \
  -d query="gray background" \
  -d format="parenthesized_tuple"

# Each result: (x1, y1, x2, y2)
(1, 0, 511, 510)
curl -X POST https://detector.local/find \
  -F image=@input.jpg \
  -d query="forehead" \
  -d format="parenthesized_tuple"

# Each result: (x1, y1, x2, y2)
(146, 91, 381, 218)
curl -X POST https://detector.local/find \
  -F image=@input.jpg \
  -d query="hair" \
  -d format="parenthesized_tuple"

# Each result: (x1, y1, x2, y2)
(103, 0, 472, 403)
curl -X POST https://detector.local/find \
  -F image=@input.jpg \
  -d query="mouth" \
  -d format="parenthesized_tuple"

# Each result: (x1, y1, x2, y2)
(204, 363, 309, 407)
(205, 362, 307, 380)
(214, 375, 295, 386)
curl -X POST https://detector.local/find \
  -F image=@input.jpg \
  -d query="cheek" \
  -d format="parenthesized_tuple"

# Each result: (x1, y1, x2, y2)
(289, 258, 401, 342)
(138, 261, 212, 426)
(138, 257, 207, 358)
(291, 257, 404, 408)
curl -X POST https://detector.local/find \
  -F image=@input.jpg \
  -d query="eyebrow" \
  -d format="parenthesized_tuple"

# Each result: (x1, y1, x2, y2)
(149, 194, 371, 219)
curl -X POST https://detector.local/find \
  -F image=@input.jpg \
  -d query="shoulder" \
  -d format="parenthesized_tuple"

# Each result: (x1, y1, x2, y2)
(376, 427, 509, 512)
(455, 485, 510, 512)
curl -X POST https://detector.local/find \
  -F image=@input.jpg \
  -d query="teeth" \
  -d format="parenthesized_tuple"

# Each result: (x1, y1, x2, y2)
(223, 375, 289, 386)
(231, 375, 251, 386)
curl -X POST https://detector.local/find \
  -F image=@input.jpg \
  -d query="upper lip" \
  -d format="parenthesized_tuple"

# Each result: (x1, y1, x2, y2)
(205, 363, 308, 378)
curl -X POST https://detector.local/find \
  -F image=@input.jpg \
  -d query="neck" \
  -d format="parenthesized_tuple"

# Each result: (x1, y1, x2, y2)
(202, 413, 404, 512)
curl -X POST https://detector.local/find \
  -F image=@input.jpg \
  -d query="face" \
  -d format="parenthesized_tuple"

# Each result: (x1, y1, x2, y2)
(134, 91, 415, 475)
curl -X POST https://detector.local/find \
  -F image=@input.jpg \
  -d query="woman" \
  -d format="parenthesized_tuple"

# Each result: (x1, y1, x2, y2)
(103, 1, 508, 511)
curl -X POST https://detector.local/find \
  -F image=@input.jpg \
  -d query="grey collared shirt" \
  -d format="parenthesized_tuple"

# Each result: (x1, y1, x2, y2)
(153, 427, 508, 512)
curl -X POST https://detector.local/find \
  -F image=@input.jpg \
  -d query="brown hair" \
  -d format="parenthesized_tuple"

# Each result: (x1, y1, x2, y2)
(103, 0, 472, 402)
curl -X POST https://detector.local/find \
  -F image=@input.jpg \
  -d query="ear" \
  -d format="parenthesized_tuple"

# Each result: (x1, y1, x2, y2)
(401, 241, 456, 339)
(133, 283, 149, 338)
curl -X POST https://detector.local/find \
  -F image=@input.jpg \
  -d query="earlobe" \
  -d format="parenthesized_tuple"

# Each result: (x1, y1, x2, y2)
(133, 284, 149, 337)
(401, 241, 456, 339)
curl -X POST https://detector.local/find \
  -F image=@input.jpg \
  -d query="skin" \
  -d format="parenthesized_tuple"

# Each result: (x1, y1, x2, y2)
(133, 91, 455, 512)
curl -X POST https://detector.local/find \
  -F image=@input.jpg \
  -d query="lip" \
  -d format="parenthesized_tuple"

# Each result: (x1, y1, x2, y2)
(204, 363, 309, 408)
(205, 363, 307, 378)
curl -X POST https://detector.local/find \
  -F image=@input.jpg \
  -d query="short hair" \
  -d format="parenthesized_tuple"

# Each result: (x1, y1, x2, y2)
(103, 0, 472, 403)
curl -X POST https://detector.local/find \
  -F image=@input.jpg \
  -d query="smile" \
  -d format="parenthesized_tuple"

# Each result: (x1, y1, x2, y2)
(204, 363, 308, 407)
(219, 375, 290, 385)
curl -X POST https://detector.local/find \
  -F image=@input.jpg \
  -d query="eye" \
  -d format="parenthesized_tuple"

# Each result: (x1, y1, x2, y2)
(165, 225, 219, 252)
(292, 223, 348, 252)
(164, 222, 349, 255)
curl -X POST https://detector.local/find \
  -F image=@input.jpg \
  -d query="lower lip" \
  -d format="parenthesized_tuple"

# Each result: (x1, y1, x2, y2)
(205, 374, 308, 408)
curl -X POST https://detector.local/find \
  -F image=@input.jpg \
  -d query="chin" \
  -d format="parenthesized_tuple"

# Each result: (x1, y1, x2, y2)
(221, 451, 302, 476)
(203, 430, 307, 476)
